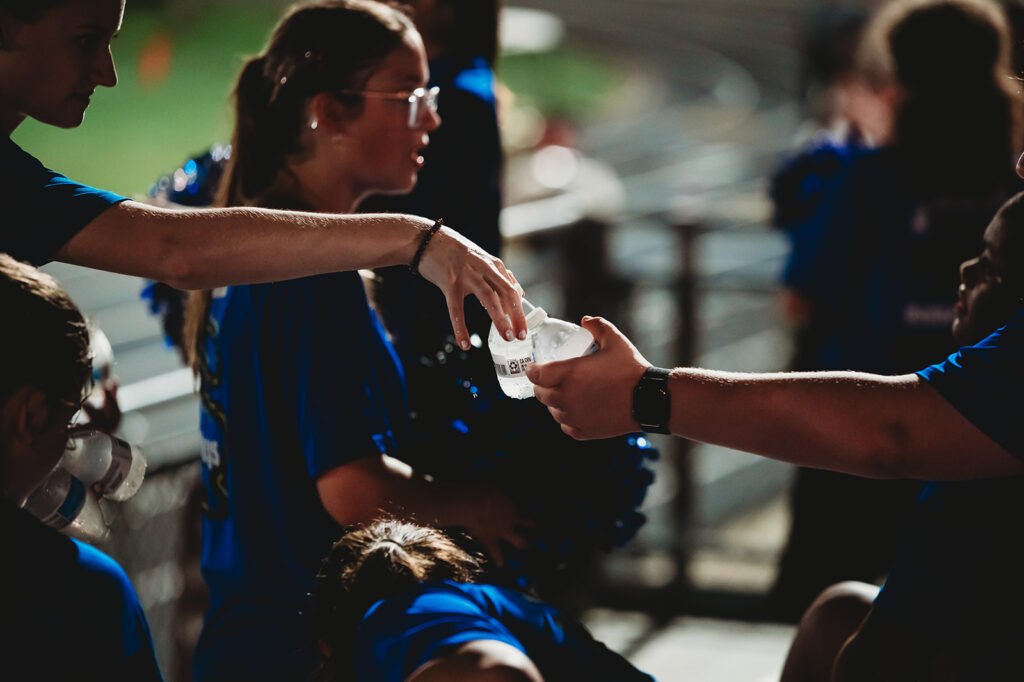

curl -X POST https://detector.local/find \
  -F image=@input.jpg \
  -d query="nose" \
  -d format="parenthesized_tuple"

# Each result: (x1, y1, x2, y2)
(94, 45, 118, 88)
(960, 256, 980, 287)
(421, 105, 441, 132)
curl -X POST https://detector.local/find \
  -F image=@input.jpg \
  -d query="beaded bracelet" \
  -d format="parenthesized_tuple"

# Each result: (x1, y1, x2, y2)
(409, 218, 444, 276)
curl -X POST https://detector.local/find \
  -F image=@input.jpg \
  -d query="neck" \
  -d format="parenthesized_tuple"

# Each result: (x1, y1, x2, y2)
(285, 159, 360, 214)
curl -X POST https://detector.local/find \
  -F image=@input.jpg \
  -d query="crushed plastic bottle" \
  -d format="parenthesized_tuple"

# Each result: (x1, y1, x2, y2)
(60, 430, 147, 502)
(22, 467, 110, 544)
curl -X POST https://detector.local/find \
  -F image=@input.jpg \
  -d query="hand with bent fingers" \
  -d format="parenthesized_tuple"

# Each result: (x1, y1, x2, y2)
(528, 316, 651, 440)
(452, 481, 532, 568)
(419, 226, 527, 350)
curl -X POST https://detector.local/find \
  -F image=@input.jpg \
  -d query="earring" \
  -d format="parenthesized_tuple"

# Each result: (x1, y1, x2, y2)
(310, 118, 318, 130)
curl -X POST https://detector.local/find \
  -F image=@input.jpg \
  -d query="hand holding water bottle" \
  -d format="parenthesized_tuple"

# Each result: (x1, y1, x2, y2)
(488, 299, 597, 399)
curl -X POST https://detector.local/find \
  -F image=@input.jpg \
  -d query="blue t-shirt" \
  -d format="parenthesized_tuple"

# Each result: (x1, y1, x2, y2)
(780, 147, 1002, 374)
(1, 499, 162, 680)
(1, 136, 126, 265)
(355, 581, 655, 682)
(193, 272, 408, 681)
(873, 310, 1024, 644)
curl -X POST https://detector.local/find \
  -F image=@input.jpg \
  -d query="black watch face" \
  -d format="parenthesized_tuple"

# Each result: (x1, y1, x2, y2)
(634, 370, 670, 433)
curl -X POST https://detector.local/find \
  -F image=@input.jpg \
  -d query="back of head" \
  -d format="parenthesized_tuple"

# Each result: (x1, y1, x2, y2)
(994, 190, 1024, 294)
(312, 519, 484, 681)
(0, 254, 90, 412)
(418, 0, 501, 67)
(219, 0, 417, 207)
(858, 0, 1021, 195)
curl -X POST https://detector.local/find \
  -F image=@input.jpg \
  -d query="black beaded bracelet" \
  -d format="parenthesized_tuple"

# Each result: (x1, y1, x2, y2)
(409, 218, 444, 276)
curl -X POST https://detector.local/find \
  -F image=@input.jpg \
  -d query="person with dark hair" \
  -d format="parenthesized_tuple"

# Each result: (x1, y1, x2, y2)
(0, 0, 527, 354)
(769, 0, 1023, 619)
(528, 173, 1024, 678)
(312, 519, 655, 682)
(0, 253, 162, 681)
(145, 0, 656, 596)
(778, 190, 1024, 681)
(183, 3, 528, 680)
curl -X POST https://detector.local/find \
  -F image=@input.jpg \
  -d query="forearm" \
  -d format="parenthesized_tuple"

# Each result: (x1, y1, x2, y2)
(60, 200, 429, 289)
(665, 369, 1017, 480)
(316, 454, 474, 528)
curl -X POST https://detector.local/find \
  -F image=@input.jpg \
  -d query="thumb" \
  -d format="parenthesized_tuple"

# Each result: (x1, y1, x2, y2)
(526, 357, 570, 387)
(580, 316, 619, 349)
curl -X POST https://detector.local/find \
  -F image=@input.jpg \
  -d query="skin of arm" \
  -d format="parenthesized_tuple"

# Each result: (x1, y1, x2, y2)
(315, 454, 529, 566)
(57, 200, 527, 349)
(527, 316, 1024, 481)
(405, 640, 545, 682)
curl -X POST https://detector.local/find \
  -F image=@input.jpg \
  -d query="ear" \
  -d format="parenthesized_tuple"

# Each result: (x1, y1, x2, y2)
(310, 92, 358, 136)
(2, 386, 54, 447)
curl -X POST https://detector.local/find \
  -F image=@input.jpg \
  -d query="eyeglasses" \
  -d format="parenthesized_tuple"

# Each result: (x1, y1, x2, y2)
(336, 86, 440, 128)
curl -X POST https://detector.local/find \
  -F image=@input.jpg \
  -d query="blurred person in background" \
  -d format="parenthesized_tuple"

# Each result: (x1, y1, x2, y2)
(362, 0, 504, 354)
(311, 519, 655, 682)
(0, 0, 527, 354)
(0, 253, 162, 681)
(180, 3, 530, 679)
(767, 0, 1022, 620)
(780, 190, 1024, 682)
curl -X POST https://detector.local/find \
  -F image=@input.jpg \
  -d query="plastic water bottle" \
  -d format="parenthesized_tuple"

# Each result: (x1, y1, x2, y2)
(22, 467, 110, 543)
(60, 431, 147, 502)
(488, 300, 597, 399)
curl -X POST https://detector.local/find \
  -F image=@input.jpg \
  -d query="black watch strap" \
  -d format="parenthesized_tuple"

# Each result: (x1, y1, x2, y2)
(632, 367, 672, 434)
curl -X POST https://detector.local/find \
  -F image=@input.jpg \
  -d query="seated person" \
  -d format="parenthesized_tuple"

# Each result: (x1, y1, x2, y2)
(311, 519, 656, 682)
(780, 191, 1024, 681)
(0, 253, 162, 680)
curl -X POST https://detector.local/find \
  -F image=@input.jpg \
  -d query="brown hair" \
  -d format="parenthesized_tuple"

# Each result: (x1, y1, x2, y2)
(0, 0, 67, 22)
(857, 0, 1022, 195)
(414, 0, 501, 67)
(183, 0, 417, 370)
(0, 254, 90, 410)
(311, 519, 484, 681)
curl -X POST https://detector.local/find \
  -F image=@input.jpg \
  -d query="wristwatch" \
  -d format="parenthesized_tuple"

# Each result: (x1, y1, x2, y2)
(632, 367, 672, 434)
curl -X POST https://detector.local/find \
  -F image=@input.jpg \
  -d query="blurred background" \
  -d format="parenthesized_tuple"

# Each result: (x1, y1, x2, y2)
(16, 0, 980, 679)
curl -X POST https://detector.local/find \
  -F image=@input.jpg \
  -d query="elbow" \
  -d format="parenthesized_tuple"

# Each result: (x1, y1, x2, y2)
(156, 235, 206, 290)
(847, 425, 919, 480)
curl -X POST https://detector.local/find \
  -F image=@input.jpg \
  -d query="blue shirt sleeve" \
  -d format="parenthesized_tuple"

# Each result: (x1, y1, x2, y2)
(916, 308, 1024, 459)
(268, 272, 405, 477)
(354, 585, 527, 682)
(2, 137, 126, 265)
(73, 540, 163, 681)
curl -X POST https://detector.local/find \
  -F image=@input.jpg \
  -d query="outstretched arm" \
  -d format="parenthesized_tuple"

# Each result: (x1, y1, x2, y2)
(58, 201, 526, 350)
(528, 316, 1024, 481)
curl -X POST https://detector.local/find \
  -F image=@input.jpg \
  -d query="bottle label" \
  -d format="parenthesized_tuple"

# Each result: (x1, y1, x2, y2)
(492, 350, 535, 377)
(96, 435, 133, 495)
(42, 476, 86, 530)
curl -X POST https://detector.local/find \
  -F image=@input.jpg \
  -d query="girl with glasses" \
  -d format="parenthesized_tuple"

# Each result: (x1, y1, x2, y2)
(181, 3, 529, 679)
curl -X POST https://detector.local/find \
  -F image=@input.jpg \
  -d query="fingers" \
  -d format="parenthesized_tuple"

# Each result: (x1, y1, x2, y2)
(531, 385, 562, 410)
(473, 277, 517, 343)
(488, 263, 527, 339)
(526, 358, 571, 388)
(445, 295, 471, 351)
